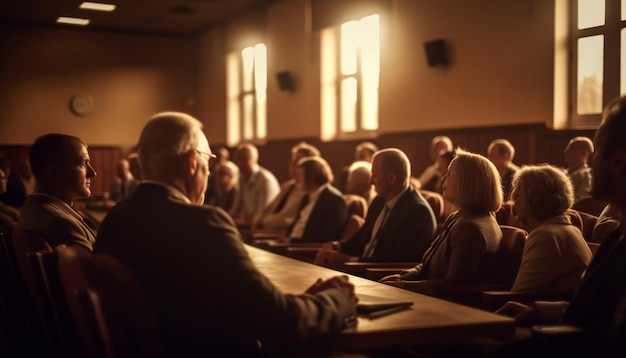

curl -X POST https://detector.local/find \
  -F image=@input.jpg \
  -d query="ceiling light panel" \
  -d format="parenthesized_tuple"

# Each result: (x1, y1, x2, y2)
(56, 17, 91, 25)
(79, 2, 117, 12)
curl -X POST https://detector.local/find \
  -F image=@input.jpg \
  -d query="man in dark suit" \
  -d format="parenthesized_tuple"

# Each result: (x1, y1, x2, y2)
(95, 112, 357, 357)
(493, 96, 626, 357)
(288, 156, 347, 242)
(16, 134, 97, 252)
(316, 148, 437, 267)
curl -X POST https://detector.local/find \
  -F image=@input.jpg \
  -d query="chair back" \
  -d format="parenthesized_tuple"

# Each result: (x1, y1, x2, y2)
(572, 197, 609, 217)
(493, 225, 528, 284)
(573, 210, 598, 242)
(587, 242, 601, 256)
(419, 190, 445, 223)
(0, 230, 47, 355)
(343, 194, 367, 218)
(56, 245, 165, 358)
(340, 214, 365, 241)
(494, 201, 517, 227)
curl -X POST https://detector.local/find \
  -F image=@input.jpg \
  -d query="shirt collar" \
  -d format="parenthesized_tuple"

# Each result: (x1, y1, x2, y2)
(141, 180, 191, 203)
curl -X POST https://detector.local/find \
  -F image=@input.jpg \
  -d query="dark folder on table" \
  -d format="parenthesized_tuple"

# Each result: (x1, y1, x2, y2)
(356, 293, 413, 319)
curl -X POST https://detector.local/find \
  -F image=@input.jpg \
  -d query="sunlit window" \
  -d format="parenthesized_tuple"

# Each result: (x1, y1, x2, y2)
(321, 14, 380, 140)
(571, 0, 622, 127)
(226, 43, 267, 146)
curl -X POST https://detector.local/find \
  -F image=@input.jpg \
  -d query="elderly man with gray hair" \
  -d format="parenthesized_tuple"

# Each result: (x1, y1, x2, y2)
(95, 112, 357, 357)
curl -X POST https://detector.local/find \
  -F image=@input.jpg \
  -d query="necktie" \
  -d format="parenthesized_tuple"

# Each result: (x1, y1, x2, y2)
(287, 194, 310, 237)
(363, 204, 390, 258)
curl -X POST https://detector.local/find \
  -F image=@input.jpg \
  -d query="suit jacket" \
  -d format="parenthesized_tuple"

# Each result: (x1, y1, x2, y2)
(341, 186, 436, 262)
(94, 182, 356, 356)
(257, 180, 307, 230)
(511, 215, 592, 294)
(403, 210, 503, 284)
(562, 231, 626, 342)
(16, 194, 96, 251)
(291, 185, 348, 243)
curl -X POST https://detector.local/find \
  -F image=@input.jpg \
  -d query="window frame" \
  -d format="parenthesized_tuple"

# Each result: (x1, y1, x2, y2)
(570, 0, 622, 128)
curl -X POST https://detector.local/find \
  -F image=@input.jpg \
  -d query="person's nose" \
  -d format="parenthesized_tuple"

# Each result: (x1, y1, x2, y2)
(87, 163, 97, 178)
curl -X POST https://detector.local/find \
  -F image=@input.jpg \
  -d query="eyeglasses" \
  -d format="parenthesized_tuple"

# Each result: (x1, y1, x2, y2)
(195, 150, 217, 165)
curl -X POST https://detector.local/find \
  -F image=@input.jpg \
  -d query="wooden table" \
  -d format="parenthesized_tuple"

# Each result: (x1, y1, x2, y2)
(245, 244, 515, 351)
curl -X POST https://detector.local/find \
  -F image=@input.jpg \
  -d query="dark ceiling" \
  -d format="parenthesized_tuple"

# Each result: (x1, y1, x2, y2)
(0, 0, 277, 36)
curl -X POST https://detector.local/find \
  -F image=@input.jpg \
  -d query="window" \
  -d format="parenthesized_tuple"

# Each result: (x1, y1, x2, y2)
(321, 14, 380, 140)
(571, 0, 623, 127)
(226, 43, 267, 146)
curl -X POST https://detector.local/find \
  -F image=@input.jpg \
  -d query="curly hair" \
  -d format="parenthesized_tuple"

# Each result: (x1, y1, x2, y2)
(510, 164, 574, 222)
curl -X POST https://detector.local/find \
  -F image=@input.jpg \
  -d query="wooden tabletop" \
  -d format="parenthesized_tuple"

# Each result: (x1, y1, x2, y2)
(245, 244, 515, 351)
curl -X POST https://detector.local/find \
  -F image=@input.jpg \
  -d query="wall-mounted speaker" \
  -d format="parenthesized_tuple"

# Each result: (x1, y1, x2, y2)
(424, 39, 449, 67)
(276, 71, 295, 91)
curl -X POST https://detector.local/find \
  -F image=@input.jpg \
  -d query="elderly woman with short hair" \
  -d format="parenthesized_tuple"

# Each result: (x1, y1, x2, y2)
(381, 149, 503, 285)
(510, 164, 592, 294)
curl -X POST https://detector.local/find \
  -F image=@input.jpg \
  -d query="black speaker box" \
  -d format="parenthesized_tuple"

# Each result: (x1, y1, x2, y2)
(276, 71, 295, 91)
(424, 39, 449, 67)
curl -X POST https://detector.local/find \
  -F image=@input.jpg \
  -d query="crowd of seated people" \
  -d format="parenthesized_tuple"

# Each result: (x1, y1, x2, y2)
(379, 149, 504, 286)
(5, 97, 626, 357)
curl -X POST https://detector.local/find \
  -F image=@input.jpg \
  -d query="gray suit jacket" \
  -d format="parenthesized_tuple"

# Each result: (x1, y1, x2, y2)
(16, 194, 96, 251)
(95, 182, 356, 356)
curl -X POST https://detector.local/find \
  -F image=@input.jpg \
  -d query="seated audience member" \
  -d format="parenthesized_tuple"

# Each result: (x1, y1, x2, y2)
(230, 143, 280, 227)
(127, 152, 142, 180)
(16, 134, 97, 252)
(205, 160, 239, 213)
(591, 204, 621, 244)
(315, 148, 436, 266)
(288, 157, 348, 242)
(203, 146, 229, 205)
(493, 95, 626, 357)
(335, 141, 378, 193)
(509, 164, 592, 295)
(94, 112, 357, 356)
(345, 160, 376, 206)
(0, 155, 27, 208)
(417, 135, 454, 192)
(487, 139, 520, 201)
(564, 136, 594, 203)
(107, 158, 140, 202)
(0, 167, 20, 222)
(380, 150, 503, 285)
(436, 150, 458, 219)
(252, 142, 319, 231)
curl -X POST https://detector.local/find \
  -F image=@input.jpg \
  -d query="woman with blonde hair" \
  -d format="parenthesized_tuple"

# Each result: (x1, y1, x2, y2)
(381, 149, 504, 285)
(509, 164, 592, 294)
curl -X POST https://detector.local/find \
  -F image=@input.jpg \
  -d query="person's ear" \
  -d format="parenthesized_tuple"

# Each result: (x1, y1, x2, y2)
(187, 151, 198, 176)
(387, 172, 397, 185)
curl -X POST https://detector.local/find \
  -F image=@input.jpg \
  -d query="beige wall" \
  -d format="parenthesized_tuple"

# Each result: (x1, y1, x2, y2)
(0, 25, 196, 146)
(0, 0, 557, 146)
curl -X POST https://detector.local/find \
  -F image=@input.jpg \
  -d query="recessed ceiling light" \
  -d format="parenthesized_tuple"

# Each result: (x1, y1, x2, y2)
(79, 2, 116, 12)
(56, 17, 91, 26)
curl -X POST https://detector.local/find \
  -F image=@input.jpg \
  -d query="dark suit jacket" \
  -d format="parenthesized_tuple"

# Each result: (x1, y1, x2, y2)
(562, 231, 626, 343)
(95, 182, 356, 356)
(340, 186, 436, 262)
(16, 194, 96, 252)
(404, 210, 503, 284)
(291, 185, 348, 243)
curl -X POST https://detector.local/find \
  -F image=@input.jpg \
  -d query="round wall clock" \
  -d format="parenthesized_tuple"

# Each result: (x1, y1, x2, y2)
(69, 93, 94, 116)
